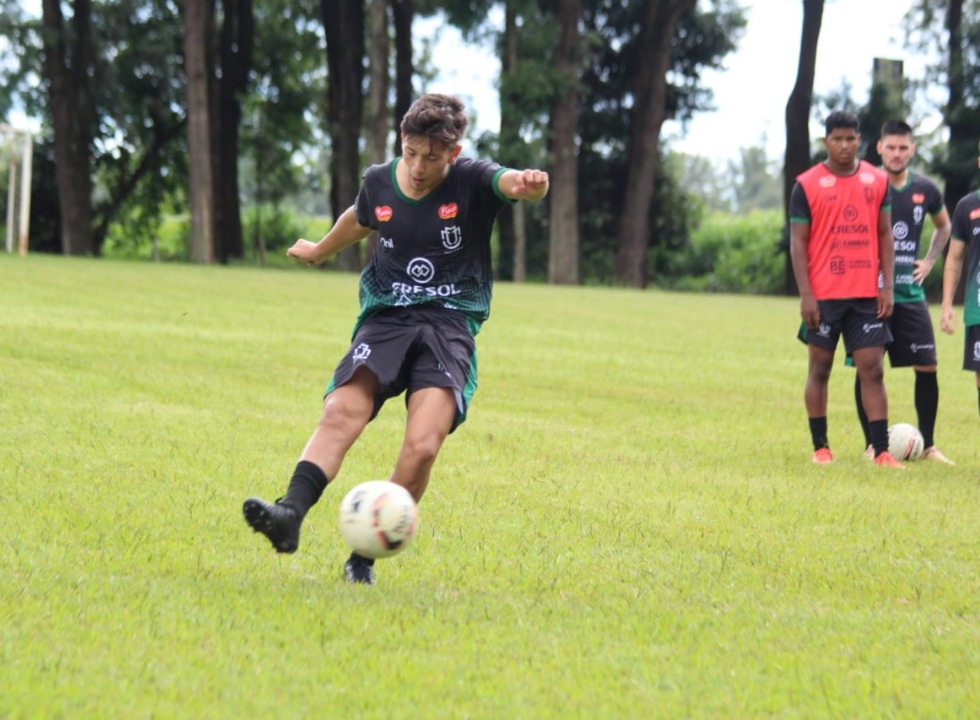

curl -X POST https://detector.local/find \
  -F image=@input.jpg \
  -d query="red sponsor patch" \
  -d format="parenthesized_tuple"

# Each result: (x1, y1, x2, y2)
(438, 203, 459, 220)
(970, 208, 980, 221)
(912, 193, 926, 204)
(375, 206, 393, 222)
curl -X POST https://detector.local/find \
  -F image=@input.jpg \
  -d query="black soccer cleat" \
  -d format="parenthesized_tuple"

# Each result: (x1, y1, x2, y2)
(343, 554, 376, 585)
(243, 497, 301, 553)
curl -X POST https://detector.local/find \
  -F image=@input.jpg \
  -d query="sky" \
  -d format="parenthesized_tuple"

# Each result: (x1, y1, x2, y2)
(422, 0, 928, 165)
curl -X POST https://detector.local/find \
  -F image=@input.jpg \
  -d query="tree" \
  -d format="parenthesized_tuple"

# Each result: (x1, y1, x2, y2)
(40, 0, 96, 255)
(782, 0, 824, 295)
(183, 0, 216, 263)
(546, 0, 582, 285)
(321, 0, 365, 271)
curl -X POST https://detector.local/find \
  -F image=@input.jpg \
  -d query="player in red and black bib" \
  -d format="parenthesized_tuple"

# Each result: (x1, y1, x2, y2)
(243, 94, 550, 584)
(852, 121, 955, 464)
(941, 135, 980, 428)
(790, 110, 903, 468)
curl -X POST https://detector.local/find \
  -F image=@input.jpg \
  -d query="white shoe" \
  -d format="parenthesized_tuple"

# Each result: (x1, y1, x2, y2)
(922, 446, 955, 465)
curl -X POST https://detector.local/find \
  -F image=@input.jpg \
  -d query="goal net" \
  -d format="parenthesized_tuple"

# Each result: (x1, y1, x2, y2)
(0, 124, 34, 255)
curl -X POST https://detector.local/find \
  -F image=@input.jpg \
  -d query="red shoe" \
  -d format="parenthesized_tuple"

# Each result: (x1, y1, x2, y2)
(874, 451, 906, 470)
(812, 447, 833, 465)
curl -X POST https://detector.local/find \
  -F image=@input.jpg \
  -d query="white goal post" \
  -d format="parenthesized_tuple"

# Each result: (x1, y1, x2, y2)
(0, 123, 34, 256)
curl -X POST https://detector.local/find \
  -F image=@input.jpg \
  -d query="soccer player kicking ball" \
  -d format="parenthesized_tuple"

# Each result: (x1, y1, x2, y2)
(790, 110, 904, 468)
(941, 136, 980, 432)
(242, 94, 549, 584)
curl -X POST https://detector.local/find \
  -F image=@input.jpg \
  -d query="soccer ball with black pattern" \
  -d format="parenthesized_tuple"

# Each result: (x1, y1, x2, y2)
(338, 481, 419, 559)
(887, 423, 925, 461)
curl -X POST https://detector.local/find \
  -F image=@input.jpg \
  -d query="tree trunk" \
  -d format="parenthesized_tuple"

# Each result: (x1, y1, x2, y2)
(496, 1, 520, 281)
(614, 0, 694, 288)
(215, 0, 253, 263)
(41, 0, 95, 256)
(782, 0, 824, 295)
(547, 0, 581, 285)
(943, 0, 967, 304)
(184, 0, 216, 264)
(364, 0, 390, 265)
(322, 0, 365, 271)
(391, 0, 414, 158)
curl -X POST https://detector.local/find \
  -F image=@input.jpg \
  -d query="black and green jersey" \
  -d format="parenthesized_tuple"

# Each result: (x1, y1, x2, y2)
(950, 189, 980, 327)
(353, 157, 512, 334)
(889, 172, 944, 303)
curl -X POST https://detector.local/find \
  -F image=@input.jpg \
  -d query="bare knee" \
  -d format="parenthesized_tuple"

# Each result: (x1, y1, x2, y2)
(400, 431, 443, 470)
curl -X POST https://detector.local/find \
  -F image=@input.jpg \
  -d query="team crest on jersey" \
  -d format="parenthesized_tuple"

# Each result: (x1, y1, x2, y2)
(912, 193, 925, 204)
(441, 225, 462, 250)
(970, 208, 980, 220)
(375, 206, 393, 222)
(819, 176, 836, 188)
(863, 187, 876, 204)
(438, 203, 459, 220)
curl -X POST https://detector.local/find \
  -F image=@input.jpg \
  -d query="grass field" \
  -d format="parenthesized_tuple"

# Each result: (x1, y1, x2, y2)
(1, 253, 978, 718)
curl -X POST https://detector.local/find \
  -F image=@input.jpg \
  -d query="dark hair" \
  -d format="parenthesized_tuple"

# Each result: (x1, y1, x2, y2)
(399, 93, 468, 147)
(880, 119, 913, 138)
(824, 110, 860, 135)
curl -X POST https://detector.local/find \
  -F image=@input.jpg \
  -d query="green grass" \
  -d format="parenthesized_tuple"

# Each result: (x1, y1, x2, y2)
(1, 253, 978, 718)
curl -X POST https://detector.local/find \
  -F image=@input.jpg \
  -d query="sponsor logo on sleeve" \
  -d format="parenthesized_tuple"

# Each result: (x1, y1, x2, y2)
(375, 206, 393, 222)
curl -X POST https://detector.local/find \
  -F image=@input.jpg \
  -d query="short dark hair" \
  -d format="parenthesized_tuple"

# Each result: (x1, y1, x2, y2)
(824, 110, 860, 135)
(399, 93, 468, 147)
(880, 119, 913, 138)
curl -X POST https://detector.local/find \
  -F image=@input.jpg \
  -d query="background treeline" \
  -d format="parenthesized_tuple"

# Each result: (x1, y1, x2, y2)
(1, 0, 980, 293)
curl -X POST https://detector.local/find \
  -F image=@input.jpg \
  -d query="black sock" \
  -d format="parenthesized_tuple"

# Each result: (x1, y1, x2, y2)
(915, 370, 938, 448)
(809, 416, 829, 451)
(854, 375, 871, 446)
(282, 460, 329, 519)
(349, 552, 375, 567)
(869, 419, 889, 456)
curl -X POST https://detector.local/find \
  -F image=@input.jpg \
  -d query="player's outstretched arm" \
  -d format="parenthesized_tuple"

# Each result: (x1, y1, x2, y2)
(288, 206, 372, 266)
(499, 169, 550, 202)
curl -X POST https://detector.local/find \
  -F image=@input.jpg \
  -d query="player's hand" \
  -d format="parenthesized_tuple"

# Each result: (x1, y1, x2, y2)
(912, 258, 934, 286)
(287, 239, 320, 266)
(877, 288, 894, 319)
(510, 169, 549, 199)
(940, 306, 957, 335)
(800, 294, 820, 329)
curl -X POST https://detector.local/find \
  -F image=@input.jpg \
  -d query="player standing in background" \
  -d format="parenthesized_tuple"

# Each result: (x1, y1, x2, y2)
(790, 110, 904, 468)
(940, 136, 980, 424)
(853, 120, 954, 464)
(242, 94, 549, 584)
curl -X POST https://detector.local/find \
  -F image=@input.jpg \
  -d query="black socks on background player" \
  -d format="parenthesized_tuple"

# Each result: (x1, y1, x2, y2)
(914, 370, 938, 448)
(868, 419, 888, 456)
(282, 460, 330, 520)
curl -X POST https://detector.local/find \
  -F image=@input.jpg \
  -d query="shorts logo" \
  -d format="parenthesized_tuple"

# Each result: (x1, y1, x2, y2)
(818, 323, 831, 336)
(375, 206, 393, 222)
(353, 343, 371, 363)
(406, 257, 436, 284)
(974, 342, 980, 361)
(829, 256, 845, 274)
(892, 222, 909, 240)
(438, 203, 459, 220)
(910, 343, 934, 353)
(863, 322, 883, 333)
(441, 225, 462, 250)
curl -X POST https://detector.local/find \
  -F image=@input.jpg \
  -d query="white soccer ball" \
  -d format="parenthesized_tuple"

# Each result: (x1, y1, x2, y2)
(888, 423, 925, 461)
(338, 481, 419, 559)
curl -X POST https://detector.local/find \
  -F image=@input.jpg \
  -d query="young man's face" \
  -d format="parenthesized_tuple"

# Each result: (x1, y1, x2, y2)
(877, 133, 915, 175)
(401, 136, 462, 193)
(823, 127, 860, 167)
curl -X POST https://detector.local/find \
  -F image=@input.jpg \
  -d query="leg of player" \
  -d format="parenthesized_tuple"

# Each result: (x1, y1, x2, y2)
(344, 386, 456, 585)
(852, 346, 904, 469)
(853, 375, 873, 458)
(243, 368, 378, 553)
(806, 344, 835, 464)
(914, 365, 954, 464)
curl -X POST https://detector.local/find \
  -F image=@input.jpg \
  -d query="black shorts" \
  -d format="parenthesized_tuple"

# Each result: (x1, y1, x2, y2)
(963, 324, 980, 372)
(797, 298, 892, 353)
(886, 301, 938, 367)
(326, 305, 478, 432)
